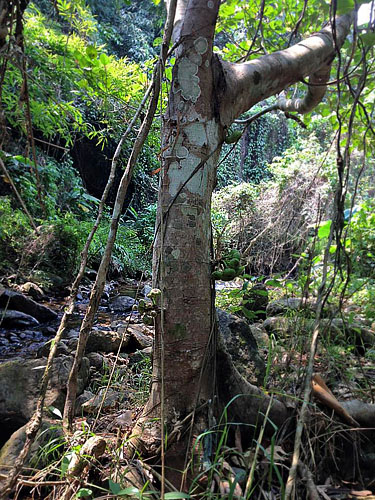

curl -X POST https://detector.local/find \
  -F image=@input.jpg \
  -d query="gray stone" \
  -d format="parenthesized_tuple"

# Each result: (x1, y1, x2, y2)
(75, 390, 95, 416)
(249, 323, 269, 348)
(263, 316, 291, 336)
(121, 325, 153, 351)
(0, 355, 89, 421)
(81, 388, 127, 414)
(0, 419, 62, 477)
(87, 352, 106, 370)
(86, 329, 130, 353)
(266, 297, 312, 317)
(130, 346, 152, 364)
(109, 295, 137, 313)
(217, 309, 265, 385)
(37, 340, 70, 357)
(0, 309, 39, 328)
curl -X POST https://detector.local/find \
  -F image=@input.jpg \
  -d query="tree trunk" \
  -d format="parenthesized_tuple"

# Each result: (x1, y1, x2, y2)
(132, 0, 354, 482)
(135, 0, 224, 451)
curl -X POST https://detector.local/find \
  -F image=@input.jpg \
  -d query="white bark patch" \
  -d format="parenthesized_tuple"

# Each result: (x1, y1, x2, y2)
(166, 120, 220, 197)
(184, 122, 207, 147)
(194, 37, 208, 55)
(174, 57, 201, 103)
(189, 52, 202, 66)
(176, 144, 189, 159)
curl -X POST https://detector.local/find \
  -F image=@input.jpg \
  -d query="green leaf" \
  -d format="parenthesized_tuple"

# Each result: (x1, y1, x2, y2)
(13, 155, 33, 165)
(60, 453, 73, 477)
(48, 406, 62, 418)
(336, 0, 354, 14)
(153, 36, 162, 47)
(76, 488, 93, 498)
(318, 220, 332, 239)
(99, 53, 110, 65)
(86, 45, 97, 59)
(108, 479, 122, 495)
(164, 493, 191, 499)
(117, 487, 141, 496)
(361, 32, 375, 47)
(265, 279, 282, 287)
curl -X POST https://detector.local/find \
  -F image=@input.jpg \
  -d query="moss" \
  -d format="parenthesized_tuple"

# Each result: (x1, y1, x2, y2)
(171, 323, 187, 339)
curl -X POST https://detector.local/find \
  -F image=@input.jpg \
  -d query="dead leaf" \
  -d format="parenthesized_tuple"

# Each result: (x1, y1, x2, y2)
(312, 374, 359, 426)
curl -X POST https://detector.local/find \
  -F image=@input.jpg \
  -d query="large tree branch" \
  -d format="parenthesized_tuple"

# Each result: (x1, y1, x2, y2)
(217, 12, 354, 126)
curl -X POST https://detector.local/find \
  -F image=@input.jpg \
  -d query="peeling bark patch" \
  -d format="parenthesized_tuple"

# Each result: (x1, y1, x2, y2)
(194, 37, 208, 55)
(175, 57, 201, 102)
(253, 71, 261, 85)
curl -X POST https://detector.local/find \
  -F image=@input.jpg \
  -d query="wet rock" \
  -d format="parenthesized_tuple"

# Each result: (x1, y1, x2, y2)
(0, 309, 39, 328)
(0, 288, 57, 322)
(109, 295, 137, 313)
(0, 355, 89, 421)
(217, 309, 265, 385)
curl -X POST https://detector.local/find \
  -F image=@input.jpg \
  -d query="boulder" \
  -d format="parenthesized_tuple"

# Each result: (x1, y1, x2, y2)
(0, 419, 62, 477)
(81, 388, 127, 414)
(87, 352, 106, 370)
(75, 390, 96, 416)
(0, 309, 39, 328)
(217, 309, 265, 385)
(0, 288, 58, 322)
(85, 325, 153, 354)
(37, 339, 70, 358)
(18, 282, 44, 301)
(119, 325, 153, 351)
(85, 329, 127, 353)
(0, 355, 89, 421)
(130, 346, 152, 364)
(109, 295, 137, 313)
(263, 316, 291, 337)
(266, 297, 315, 317)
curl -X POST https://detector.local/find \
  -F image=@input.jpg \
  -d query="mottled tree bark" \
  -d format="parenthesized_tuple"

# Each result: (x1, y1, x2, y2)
(134, 0, 354, 480)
